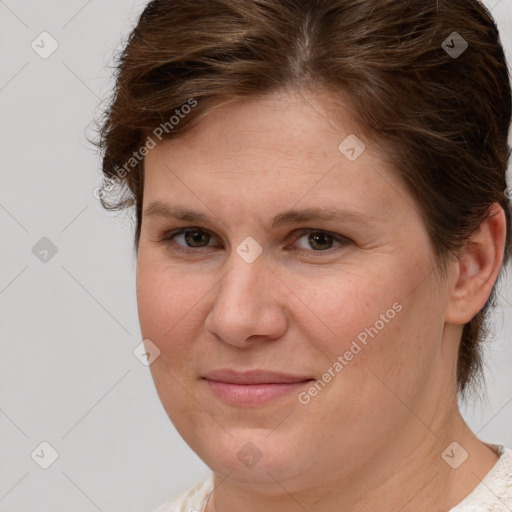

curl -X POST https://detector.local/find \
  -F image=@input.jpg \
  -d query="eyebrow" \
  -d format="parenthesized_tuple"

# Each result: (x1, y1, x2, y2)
(143, 201, 380, 229)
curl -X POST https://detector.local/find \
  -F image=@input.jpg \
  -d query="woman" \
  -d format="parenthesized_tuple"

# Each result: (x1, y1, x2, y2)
(93, 0, 512, 510)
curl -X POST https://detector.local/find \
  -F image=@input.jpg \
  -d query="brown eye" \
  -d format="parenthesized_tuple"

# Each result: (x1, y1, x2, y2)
(294, 229, 347, 252)
(182, 228, 211, 247)
(307, 231, 334, 250)
(165, 228, 215, 249)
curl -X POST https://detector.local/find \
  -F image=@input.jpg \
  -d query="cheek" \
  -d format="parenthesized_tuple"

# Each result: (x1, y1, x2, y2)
(136, 256, 209, 433)
(285, 264, 402, 357)
(135, 252, 228, 398)
(294, 259, 442, 402)
(136, 252, 202, 340)
(136, 256, 198, 384)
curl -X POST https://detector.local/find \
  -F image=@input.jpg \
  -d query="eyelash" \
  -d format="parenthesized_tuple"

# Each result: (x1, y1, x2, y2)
(159, 227, 350, 256)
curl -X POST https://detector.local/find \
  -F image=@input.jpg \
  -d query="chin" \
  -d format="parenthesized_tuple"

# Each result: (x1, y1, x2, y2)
(191, 427, 307, 483)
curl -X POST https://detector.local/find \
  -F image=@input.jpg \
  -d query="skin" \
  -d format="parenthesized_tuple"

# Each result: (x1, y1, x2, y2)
(135, 88, 506, 512)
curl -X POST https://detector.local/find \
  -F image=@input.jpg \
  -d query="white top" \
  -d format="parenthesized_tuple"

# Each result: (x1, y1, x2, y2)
(152, 444, 512, 512)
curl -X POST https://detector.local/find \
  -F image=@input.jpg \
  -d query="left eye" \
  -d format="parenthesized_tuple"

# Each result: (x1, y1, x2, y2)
(293, 229, 346, 251)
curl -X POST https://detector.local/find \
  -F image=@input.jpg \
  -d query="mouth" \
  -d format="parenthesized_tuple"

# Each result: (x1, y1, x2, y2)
(201, 369, 314, 406)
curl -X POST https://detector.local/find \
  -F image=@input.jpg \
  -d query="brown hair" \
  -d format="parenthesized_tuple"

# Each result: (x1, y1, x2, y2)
(91, 0, 512, 400)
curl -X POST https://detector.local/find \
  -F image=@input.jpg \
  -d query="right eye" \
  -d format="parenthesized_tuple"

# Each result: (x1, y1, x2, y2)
(161, 227, 220, 252)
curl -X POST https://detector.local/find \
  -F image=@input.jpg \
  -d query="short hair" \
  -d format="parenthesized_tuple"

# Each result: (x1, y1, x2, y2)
(91, 0, 512, 400)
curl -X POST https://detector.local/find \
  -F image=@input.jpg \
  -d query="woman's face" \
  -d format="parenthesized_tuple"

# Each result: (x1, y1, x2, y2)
(136, 90, 457, 490)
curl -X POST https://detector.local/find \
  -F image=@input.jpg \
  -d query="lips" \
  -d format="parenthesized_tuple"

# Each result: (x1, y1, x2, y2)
(202, 369, 314, 406)
(203, 368, 312, 384)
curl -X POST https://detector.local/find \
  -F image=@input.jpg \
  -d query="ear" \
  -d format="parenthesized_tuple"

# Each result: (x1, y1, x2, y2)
(445, 203, 507, 325)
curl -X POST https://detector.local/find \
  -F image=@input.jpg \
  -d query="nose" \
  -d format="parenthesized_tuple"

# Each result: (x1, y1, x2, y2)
(204, 251, 288, 348)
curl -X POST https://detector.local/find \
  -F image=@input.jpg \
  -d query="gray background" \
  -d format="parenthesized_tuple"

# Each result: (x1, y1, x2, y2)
(0, 0, 511, 511)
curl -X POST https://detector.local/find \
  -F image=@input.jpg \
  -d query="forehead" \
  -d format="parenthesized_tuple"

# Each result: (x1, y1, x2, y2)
(142, 90, 410, 222)
(147, 89, 367, 161)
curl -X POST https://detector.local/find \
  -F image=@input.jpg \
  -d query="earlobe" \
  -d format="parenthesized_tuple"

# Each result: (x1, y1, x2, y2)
(445, 203, 507, 325)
